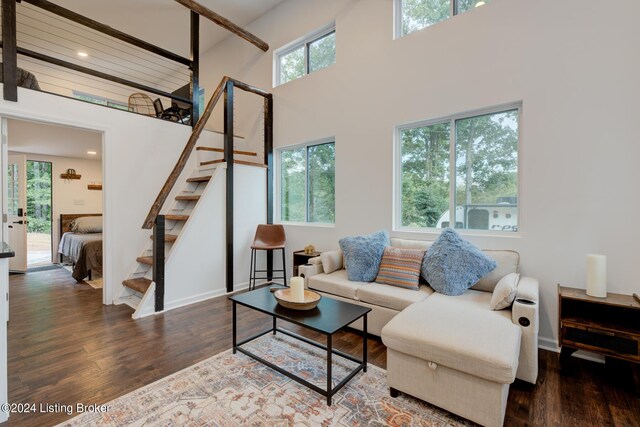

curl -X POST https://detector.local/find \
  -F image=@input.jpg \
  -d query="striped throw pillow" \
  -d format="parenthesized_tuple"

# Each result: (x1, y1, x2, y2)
(375, 247, 425, 290)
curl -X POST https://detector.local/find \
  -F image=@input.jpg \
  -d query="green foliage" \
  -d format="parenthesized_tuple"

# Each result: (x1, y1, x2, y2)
(402, 0, 450, 35)
(401, 110, 518, 229)
(401, 123, 450, 227)
(279, 31, 336, 84)
(26, 161, 52, 233)
(280, 47, 305, 85)
(281, 143, 335, 224)
(401, 0, 494, 35)
(308, 143, 335, 223)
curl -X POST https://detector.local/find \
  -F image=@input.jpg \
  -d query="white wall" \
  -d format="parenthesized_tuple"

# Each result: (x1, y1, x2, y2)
(196, 0, 640, 346)
(0, 86, 196, 305)
(7, 150, 103, 260)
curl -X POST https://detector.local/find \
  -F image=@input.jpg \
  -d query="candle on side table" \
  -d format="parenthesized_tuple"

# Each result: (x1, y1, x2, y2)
(586, 254, 607, 298)
(290, 276, 305, 302)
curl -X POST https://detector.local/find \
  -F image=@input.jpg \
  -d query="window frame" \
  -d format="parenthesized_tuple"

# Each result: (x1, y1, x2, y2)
(394, 0, 488, 38)
(273, 23, 336, 87)
(394, 102, 522, 235)
(276, 137, 336, 227)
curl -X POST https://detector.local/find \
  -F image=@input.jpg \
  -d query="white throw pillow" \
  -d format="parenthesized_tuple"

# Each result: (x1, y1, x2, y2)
(490, 272, 520, 310)
(71, 216, 103, 233)
(320, 250, 343, 274)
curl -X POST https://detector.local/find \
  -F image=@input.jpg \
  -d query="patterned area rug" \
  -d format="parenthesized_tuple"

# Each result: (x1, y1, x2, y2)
(59, 334, 472, 426)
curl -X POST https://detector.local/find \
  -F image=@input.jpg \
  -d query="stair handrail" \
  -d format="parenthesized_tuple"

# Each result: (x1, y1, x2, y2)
(142, 76, 271, 229)
(142, 76, 228, 229)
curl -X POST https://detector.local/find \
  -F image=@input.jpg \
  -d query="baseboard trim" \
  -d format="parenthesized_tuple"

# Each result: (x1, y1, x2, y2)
(162, 288, 228, 313)
(538, 337, 605, 364)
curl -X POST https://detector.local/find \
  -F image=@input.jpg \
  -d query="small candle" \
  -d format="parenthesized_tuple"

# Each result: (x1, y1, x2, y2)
(290, 276, 304, 302)
(586, 254, 607, 298)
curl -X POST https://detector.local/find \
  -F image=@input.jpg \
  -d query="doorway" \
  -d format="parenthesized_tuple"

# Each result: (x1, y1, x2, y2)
(26, 160, 52, 268)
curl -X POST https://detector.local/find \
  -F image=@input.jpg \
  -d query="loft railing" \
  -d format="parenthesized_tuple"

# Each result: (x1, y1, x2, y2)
(147, 75, 273, 305)
(0, 0, 269, 127)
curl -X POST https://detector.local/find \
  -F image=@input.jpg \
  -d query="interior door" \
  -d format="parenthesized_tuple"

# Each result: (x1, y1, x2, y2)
(7, 154, 27, 272)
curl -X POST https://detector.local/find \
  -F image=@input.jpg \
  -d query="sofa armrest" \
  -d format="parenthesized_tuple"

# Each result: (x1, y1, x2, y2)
(512, 276, 539, 333)
(298, 260, 324, 289)
(512, 276, 539, 384)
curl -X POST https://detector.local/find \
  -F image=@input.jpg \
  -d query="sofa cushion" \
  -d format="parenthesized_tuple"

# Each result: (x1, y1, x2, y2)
(390, 238, 432, 251)
(339, 230, 390, 282)
(375, 247, 425, 290)
(307, 269, 366, 300)
(491, 273, 520, 310)
(357, 282, 433, 311)
(320, 250, 343, 274)
(381, 290, 521, 384)
(422, 228, 496, 296)
(471, 250, 520, 292)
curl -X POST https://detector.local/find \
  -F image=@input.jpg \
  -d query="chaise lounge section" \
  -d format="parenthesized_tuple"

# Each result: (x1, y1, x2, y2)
(299, 237, 539, 426)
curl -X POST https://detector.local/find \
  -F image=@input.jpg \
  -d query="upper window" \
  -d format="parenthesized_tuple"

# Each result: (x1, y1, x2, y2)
(279, 141, 335, 224)
(397, 105, 519, 232)
(275, 25, 336, 86)
(396, 0, 492, 37)
(73, 91, 129, 111)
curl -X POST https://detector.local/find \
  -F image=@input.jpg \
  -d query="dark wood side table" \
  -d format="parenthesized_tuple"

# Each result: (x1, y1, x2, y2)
(558, 284, 640, 367)
(292, 250, 322, 276)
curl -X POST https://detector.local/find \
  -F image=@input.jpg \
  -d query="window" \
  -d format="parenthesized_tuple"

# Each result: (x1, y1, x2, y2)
(280, 141, 335, 224)
(398, 105, 519, 232)
(275, 25, 336, 86)
(73, 91, 129, 111)
(396, 0, 492, 37)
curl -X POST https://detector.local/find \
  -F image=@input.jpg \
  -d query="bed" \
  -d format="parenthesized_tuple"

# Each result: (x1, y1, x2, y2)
(58, 214, 103, 282)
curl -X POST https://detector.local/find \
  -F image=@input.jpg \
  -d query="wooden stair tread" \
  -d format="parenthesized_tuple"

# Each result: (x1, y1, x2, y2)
(186, 176, 211, 183)
(200, 159, 266, 168)
(122, 277, 152, 294)
(136, 256, 153, 266)
(196, 147, 257, 156)
(165, 214, 189, 221)
(149, 234, 178, 242)
(175, 194, 201, 201)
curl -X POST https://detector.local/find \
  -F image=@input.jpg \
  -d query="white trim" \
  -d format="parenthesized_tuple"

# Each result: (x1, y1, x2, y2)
(273, 22, 336, 87)
(0, 108, 113, 305)
(393, 102, 522, 235)
(276, 137, 336, 226)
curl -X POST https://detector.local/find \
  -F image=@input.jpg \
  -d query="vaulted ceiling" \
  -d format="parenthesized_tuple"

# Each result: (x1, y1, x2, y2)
(52, 0, 285, 57)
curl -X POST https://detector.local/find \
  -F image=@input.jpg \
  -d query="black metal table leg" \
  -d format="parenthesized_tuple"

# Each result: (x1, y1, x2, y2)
(273, 316, 276, 335)
(363, 313, 368, 372)
(327, 334, 332, 406)
(232, 301, 237, 354)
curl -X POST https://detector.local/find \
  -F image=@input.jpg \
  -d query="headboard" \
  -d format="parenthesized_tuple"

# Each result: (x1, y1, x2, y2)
(60, 213, 102, 234)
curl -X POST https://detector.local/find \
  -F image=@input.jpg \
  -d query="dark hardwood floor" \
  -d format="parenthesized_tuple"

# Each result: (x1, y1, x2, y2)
(3, 267, 639, 426)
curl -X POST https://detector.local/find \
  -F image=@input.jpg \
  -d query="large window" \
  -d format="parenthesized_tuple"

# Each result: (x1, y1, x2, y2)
(275, 25, 336, 86)
(396, 0, 492, 37)
(280, 141, 335, 224)
(398, 105, 519, 232)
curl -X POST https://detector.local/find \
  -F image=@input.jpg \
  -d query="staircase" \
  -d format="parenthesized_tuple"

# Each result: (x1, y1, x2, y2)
(114, 75, 273, 319)
(116, 162, 220, 317)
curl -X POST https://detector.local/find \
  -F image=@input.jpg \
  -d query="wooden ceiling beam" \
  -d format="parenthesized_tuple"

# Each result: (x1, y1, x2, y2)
(174, 0, 269, 52)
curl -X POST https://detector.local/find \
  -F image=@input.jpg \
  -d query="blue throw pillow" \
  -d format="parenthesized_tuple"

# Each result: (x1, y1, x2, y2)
(339, 230, 390, 282)
(422, 228, 496, 296)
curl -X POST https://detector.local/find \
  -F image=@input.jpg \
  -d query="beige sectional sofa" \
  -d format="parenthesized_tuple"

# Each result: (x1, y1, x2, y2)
(299, 237, 539, 427)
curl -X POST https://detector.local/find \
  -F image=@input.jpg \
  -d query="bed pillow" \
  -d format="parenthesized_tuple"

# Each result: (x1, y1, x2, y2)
(320, 250, 343, 274)
(72, 216, 103, 233)
(422, 228, 496, 296)
(339, 230, 389, 282)
(375, 247, 425, 290)
(491, 273, 520, 310)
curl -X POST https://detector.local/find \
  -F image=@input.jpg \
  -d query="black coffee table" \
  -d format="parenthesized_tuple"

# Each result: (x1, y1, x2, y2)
(229, 286, 371, 405)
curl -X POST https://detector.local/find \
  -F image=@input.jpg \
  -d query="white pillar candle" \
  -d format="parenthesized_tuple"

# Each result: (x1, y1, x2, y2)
(586, 254, 607, 298)
(290, 276, 305, 302)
